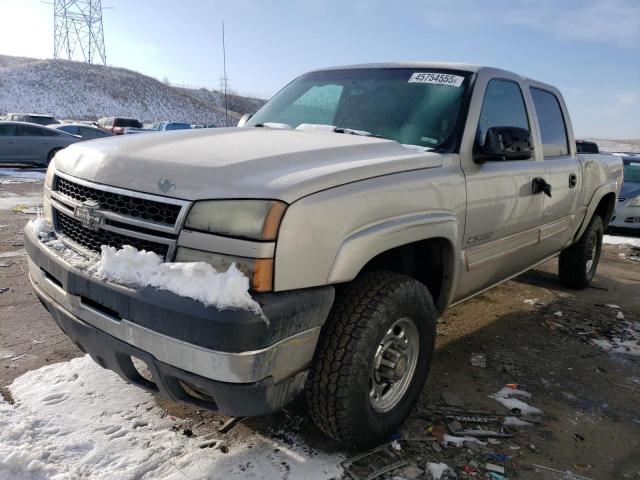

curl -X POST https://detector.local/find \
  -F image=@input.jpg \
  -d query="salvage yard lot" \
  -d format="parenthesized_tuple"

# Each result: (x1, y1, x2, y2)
(1, 169, 639, 479)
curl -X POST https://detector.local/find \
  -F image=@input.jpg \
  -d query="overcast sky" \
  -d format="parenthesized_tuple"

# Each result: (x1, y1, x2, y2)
(0, 0, 638, 138)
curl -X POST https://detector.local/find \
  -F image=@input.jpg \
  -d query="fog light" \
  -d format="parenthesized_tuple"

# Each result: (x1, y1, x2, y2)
(131, 356, 154, 384)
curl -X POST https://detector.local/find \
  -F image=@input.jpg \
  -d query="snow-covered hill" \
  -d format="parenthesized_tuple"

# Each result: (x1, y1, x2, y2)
(0, 55, 264, 126)
(585, 138, 640, 154)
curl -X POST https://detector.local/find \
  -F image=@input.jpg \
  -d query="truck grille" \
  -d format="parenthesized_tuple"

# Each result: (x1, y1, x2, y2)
(55, 212, 170, 258)
(50, 173, 190, 260)
(56, 176, 181, 226)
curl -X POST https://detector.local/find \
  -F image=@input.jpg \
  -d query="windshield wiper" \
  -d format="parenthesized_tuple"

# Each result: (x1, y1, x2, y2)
(334, 127, 382, 138)
(294, 123, 382, 138)
(254, 122, 292, 129)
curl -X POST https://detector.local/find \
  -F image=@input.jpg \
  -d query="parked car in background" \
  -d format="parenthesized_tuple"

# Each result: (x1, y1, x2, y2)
(0, 121, 81, 165)
(51, 123, 113, 139)
(4, 113, 61, 126)
(576, 140, 600, 154)
(124, 121, 193, 134)
(609, 155, 640, 232)
(96, 117, 143, 135)
(151, 121, 192, 131)
(121, 127, 148, 135)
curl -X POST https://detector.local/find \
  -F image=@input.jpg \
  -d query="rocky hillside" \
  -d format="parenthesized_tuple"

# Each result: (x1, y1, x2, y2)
(0, 55, 265, 126)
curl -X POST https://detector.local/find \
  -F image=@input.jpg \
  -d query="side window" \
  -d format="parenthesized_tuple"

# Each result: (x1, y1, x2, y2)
(0, 124, 17, 136)
(18, 125, 56, 136)
(275, 84, 343, 126)
(530, 88, 569, 157)
(477, 79, 530, 149)
(17, 125, 43, 136)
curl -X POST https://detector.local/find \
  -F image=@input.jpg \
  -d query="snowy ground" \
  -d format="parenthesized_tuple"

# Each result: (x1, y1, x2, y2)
(0, 356, 344, 480)
(585, 138, 640, 154)
(604, 234, 640, 248)
(0, 168, 45, 185)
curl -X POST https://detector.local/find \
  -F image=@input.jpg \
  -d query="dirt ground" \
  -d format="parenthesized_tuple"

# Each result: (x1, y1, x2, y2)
(1, 174, 639, 479)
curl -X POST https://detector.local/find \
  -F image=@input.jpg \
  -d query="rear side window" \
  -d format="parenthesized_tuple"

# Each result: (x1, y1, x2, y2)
(28, 116, 55, 126)
(61, 125, 79, 135)
(18, 125, 58, 136)
(530, 88, 569, 157)
(115, 118, 142, 128)
(17, 125, 43, 136)
(576, 141, 598, 154)
(0, 124, 17, 136)
(477, 79, 530, 148)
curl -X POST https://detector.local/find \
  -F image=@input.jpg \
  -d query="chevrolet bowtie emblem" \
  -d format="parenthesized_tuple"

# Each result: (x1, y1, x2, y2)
(73, 200, 103, 231)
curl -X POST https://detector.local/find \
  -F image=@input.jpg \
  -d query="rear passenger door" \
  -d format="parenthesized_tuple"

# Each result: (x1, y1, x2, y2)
(529, 86, 580, 256)
(15, 124, 59, 163)
(457, 77, 546, 299)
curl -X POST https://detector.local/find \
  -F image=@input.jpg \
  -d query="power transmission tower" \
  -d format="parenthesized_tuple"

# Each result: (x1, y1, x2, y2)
(53, 0, 106, 66)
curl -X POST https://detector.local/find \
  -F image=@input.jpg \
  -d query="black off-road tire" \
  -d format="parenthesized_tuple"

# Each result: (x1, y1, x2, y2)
(305, 271, 437, 447)
(558, 215, 604, 289)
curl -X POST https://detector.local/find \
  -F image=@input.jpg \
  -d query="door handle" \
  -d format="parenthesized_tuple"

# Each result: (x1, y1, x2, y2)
(532, 177, 552, 197)
(7, 140, 16, 144)
(569, 173, 577, 188)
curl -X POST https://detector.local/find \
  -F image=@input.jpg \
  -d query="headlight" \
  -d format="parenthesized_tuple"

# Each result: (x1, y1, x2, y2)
(185, 200, 287, 240)
(628, 196, 640, 207)
(175, 247, 274, 292)
(43, 162, 55, 223)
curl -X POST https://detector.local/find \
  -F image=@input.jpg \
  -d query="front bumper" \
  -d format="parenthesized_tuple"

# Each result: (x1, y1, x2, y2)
(610, 204, 640, 230)
(25, 226, 334, 415)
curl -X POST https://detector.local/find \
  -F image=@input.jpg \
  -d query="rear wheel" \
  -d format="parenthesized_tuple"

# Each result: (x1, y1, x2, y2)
(558, 215, 603, 289)
(306, 271, 436, 447)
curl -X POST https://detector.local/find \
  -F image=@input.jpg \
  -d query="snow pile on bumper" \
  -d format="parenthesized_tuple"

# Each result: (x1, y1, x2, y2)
(96, 245, 262, 315)
(26, 218, 262, 316)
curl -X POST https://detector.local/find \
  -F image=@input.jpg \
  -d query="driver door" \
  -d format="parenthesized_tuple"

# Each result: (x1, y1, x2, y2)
(456, 77, 546, 300)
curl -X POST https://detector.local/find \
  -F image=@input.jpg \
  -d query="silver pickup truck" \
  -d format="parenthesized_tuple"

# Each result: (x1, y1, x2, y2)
(25, 63, 622, 447)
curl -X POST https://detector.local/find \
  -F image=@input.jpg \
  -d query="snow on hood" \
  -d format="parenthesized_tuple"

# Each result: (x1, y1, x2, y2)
(0, 356, 344, 479)
(52, 127, 443, 203)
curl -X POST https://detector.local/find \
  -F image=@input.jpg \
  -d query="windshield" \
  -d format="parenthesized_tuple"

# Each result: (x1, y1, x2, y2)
(247, 68, 471, 149)
(624, 160, 640, 183)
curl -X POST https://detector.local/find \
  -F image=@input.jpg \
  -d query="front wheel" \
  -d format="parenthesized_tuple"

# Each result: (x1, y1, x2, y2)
(305, 271, 436, 447)
(558, 215, 603, 289)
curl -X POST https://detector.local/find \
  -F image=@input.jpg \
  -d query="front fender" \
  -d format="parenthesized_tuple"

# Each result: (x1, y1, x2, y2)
(328, 212, 459, 284)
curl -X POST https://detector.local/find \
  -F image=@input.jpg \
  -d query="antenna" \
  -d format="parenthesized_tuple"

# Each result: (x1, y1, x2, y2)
(53, 0, 107, 66)
(222, 20, 229, 127)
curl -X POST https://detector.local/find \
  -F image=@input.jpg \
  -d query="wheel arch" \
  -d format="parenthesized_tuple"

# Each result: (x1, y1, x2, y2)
(573, 183, 617, 241)
(327, 213, 460, 312)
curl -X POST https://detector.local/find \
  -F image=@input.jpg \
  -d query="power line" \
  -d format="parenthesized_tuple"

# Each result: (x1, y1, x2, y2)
(222, 20, 229, 127)
(53, 0, 107, 66)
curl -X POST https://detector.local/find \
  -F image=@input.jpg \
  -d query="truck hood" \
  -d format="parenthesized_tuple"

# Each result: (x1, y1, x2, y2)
(53, 127, 444, 203)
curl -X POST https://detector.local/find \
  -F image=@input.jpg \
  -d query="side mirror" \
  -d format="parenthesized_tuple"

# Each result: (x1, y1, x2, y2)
(237, 113, 253, 128)
(474, 126, 533, 163)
